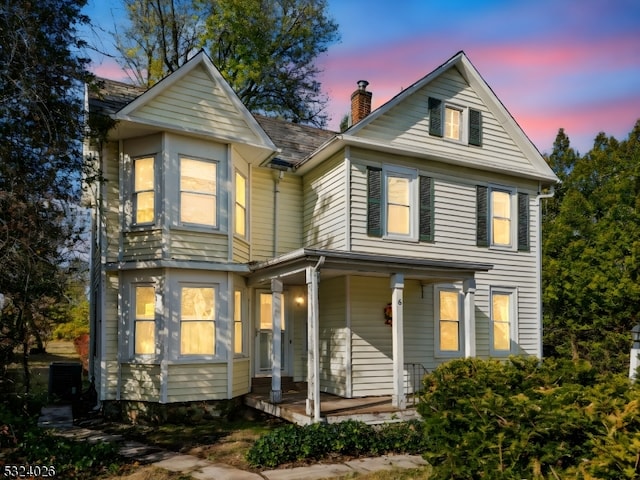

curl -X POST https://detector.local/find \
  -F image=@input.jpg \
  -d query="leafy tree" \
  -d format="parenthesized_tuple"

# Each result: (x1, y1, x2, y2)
(0, 0, 93, 395)
(113, 0, 340, 126)
(543, 121, 640, 372)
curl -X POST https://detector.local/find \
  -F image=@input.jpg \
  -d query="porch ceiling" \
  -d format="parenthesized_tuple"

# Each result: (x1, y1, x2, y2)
(247, 248, 493, 287)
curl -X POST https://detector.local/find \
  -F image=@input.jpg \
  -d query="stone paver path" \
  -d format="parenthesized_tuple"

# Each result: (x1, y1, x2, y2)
(38, 406, 429, 479)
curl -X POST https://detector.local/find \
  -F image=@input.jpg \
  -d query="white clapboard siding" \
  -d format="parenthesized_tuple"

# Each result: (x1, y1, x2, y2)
(122, 230, 163, 261)
(103, 361, 119, 399)
(104, 141, 120, 263)
(232, 358, 251, 397)
(166, 363, 228, 402)
(120, 364, 161, 401)
(303, 153, 347, 250)
(318, 277, 347, 395)
(104, 273, 119, 359)
(133, 65, 259, 143)
(169, 230, 228, 261)
(355, 68, 540, 178)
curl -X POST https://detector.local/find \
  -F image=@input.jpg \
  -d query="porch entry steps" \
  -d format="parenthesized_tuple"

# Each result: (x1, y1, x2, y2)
(251, 376, 300, 394)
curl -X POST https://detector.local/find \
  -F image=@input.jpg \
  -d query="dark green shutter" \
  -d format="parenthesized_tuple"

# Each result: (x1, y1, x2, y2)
(419, 175, 434, 242)
(517, 192, 530, 251)
(428, 97, 443, 137)
(469, 108, 482, 146)
(476, 185, 489, 247)
(367, 166, 382, 237)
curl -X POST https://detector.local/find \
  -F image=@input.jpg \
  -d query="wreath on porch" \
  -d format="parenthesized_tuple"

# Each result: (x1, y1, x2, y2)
(384, 303, 393, 326)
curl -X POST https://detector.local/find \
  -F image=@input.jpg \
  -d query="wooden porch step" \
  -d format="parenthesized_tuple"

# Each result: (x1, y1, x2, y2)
(251, 376, 299, 394)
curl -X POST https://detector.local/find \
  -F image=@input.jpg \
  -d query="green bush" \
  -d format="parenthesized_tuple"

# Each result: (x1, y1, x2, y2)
(418, 357, 640, 479)
(246, 419, 423, 468)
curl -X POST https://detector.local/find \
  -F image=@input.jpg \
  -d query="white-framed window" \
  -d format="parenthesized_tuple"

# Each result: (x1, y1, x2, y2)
(490, 186, 516, 248)
(234, 171, 247, 238)
(444, 105, 462, 141)
(490, 287, 517, 355)
(435, 285, 463, 357)
(233, 289, 247, 356)
(179, 285, 216, 356)
(133, 156, 155, 225)
(180, 156, 217, 227)
(383, 166, 419, 241)
(133, 284, 156, 356)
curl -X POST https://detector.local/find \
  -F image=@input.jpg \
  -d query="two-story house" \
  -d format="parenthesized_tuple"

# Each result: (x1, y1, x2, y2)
(86, 50, 558, 424)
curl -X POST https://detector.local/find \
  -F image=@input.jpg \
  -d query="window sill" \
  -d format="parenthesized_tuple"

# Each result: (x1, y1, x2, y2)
(171, 225, 223, 235)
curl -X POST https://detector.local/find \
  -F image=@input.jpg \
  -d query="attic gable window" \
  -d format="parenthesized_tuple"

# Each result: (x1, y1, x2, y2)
(428, 97, 482, 147)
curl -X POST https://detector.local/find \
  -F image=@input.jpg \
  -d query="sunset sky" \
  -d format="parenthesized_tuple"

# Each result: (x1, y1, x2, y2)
(83, 0, 640, 154)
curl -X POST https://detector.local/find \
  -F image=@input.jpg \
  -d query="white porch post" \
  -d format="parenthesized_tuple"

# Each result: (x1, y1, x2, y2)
(463, 278, 477, 358)
(306, 266, 321, 422)
(390, 273, 406, 410)
(270, 279, 283, 403)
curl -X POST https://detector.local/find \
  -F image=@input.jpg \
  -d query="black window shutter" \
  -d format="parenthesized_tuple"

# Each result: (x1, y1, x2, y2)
(419, 176, 434, 242)
(517, 192, 530, 251)
(428, 97, 443, 137)
(469, 109, 482, 146)
(367, 166, 382, 237)
(476, 186, 489, 247)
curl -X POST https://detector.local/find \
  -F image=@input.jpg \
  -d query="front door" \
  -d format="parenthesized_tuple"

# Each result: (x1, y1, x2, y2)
(255, 291, 288, 375)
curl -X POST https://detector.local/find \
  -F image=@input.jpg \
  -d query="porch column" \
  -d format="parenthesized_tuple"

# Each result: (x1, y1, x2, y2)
(463, 279, 477, 358)
(305, 266, 321, 422)
(270, 279, 283, 403)
(390, 273, 406, 410)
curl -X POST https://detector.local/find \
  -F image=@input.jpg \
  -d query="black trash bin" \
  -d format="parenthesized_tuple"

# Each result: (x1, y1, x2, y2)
(48, 362, 82, 403)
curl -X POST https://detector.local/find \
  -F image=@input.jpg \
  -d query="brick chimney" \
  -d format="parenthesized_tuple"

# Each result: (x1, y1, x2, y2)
(350, 80, 372, 125)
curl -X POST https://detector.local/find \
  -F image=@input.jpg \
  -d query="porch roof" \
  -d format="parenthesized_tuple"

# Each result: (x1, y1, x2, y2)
(247, 248, 493, 286)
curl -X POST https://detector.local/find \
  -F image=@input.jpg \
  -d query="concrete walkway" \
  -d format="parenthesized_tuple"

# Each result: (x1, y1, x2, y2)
(38, 406, 428, 479)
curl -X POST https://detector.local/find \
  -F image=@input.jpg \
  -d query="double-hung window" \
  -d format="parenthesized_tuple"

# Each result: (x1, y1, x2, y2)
(428, 97, 482, 146)
(233, 290, 246, 356)
(367, 166, 434, 242)
(435, 286, 463, 357)
(490, 288, 517, 355)
(234, 171, 247, 237)
(477, 185, 530, 251)
(444, 106, 462, 141)
(133, 157, 155, 224)
(180, 285, 216, 356)
(180, 157, 217, 227)
(133, 285, 155, 356)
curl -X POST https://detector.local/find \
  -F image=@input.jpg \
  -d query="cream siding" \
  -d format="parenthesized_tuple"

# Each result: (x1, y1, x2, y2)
(318, 277, 347, 395)
(120, 364, 161, 401)
(169, 230, 228, 261)
(355, 68, 541, 178)
(104, 141, 120, 263)
(250, 168, 303, 261)
(350, 277, 393, 396)
(232, 359, 250, 397)
(233, 238, 250, 263)
(122, 230, 163, 261)
(103, 361, 119, 399)
(133, 65, 259, 142)
(303, 154, 347, 250)
(166, 363, 228, 402)
(290, 286, 308, 382)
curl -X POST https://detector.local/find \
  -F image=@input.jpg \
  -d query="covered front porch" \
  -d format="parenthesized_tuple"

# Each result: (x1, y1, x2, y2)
(247, 248, 492, 424)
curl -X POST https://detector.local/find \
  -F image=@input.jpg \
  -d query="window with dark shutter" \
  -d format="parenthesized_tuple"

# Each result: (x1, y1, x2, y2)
(367, 166, 382, 237)
(469, 109, 482, 146)
(428, 97, 443, 137)
(476, 185, 489, 247)
(517, 192, 530, 251)
(419, 176, 434, 242)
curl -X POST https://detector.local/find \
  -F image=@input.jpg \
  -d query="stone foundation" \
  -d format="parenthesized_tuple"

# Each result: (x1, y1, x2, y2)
(102, 397, 242, 424)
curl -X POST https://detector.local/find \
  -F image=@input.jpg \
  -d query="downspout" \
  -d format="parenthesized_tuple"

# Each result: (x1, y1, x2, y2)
(534, 185, 555, 359)
(273, 171, 284, 257)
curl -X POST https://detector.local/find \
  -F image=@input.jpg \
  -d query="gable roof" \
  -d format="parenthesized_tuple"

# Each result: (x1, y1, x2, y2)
(296, 51, 558, 185)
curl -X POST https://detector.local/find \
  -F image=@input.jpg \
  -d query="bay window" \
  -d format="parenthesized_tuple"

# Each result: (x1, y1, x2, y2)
(133, 156, 155, 224)
(180, 285, 216, 355)
(133, 285, 155, 355)
(235, 171, 247, 237)
(180, 157, 217, 227)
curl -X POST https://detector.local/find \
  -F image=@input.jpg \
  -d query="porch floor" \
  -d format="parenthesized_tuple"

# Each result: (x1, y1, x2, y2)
(244, 386, 421, 425)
